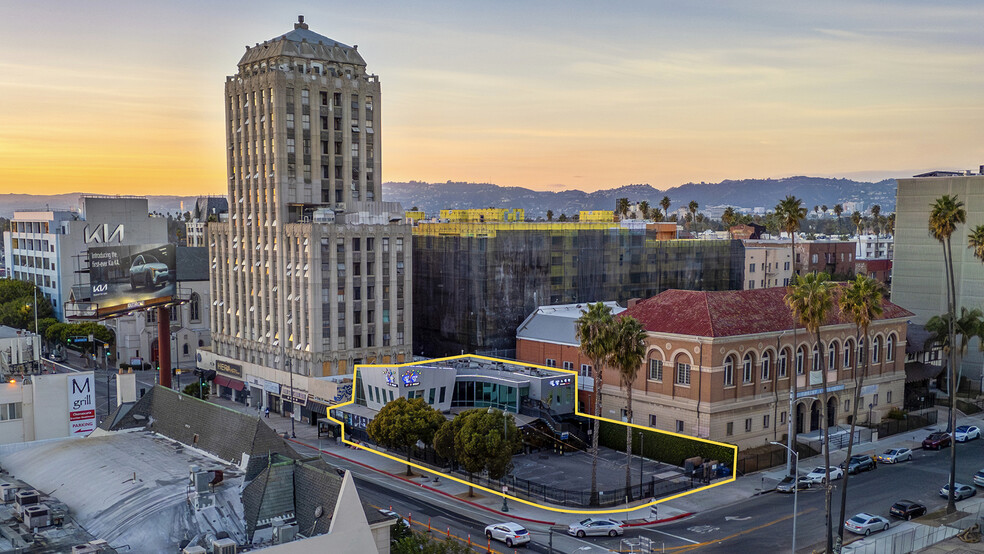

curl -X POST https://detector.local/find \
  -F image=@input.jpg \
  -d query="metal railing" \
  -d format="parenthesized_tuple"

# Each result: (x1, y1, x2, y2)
(877, 410, 938, 438)
(842, 502, 984, 554)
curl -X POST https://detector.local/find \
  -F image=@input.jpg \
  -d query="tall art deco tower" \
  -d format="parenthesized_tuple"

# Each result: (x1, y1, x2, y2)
(209, 17, 413, 380)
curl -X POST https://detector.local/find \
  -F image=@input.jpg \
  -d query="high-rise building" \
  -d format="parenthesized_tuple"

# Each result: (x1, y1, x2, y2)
(208, 17, 412, 405)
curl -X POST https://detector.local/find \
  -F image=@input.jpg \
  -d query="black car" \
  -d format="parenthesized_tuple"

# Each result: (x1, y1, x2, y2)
(889, 500, 927, 520)
(840, 455, 876, 475)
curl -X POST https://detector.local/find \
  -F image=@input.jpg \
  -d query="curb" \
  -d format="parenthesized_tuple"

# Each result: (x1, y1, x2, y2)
(290, 437, 557, 525)
(621, 512, 695, 527)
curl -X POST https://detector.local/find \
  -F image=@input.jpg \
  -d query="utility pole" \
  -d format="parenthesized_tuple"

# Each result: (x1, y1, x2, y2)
(287, 355, 296, 438)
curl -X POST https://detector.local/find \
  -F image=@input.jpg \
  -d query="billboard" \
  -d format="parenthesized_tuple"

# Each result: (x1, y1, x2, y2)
(69, 375, 96, 436)
(88, 244, 176, 317)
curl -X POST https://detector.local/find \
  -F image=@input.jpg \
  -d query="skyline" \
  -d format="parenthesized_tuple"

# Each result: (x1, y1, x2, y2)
(1, 1, 982, 196)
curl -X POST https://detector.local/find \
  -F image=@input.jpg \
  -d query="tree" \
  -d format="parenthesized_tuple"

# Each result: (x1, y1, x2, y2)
(638, 201, 650, 220)
(558, 213, 568, 222)
(610, 316, 647, 492)
(182, 382, 210, 399)
(546, 210, 554, 221)
(836, 275, 884, 551)
(969, 224, 984, 266)
(722, 206, 737, 229)
(367, 397, 446, 476)
(392, 532, 472, 554)
(821, 205, 828, 217)
(616, 198, 630, 219)
(0, 280, 54, 331)
(886, 213, 896, 235)
(925, 308, 982, 394)
(652, 208, 664, 222)
(575, 302, 615, 505)
(660, 196, 671, 218)
(929, 194, 965, 514)
(775, 195, 807, 468)
(687, 201, 699, 231)
(871, 204, 881, 221)
(785, 271, 835, 554)
(436, 409, 522, 496)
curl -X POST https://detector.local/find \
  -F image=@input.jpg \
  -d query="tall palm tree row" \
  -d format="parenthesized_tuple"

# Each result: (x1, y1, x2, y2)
(928, 194, 966, 514)
(785, 272, 835, 554)
(688, 200, 699, 232)
(660, 196, 671, 220)
(609, 316, 648, 493)
(575, 302, 615, 506)
(835, 275, 884, 552)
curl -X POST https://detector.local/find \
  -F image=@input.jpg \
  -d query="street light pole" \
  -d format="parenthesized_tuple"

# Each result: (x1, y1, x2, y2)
(287, 356, 296, 439)
(772, 441, 799, 554)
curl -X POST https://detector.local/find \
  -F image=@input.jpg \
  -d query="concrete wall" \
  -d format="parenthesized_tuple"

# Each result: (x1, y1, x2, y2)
(0, 372, 95, 445)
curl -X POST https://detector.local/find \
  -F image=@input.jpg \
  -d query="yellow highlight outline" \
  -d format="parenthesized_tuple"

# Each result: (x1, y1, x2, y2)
(325, 354, 738, 515)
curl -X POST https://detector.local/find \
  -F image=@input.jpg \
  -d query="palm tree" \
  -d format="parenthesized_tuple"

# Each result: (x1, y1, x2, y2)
(610, 315, 647, 493)
(575, 302, 616, 505)
(660, 196, 671, 218)
(688, 201, 699, 232)
(616, 198, 630, 219)
(546, 210, 553, 221)
(722, 206, 737, 229)
(851, 211, 863, 236)
(886, 213, 896, 236)
(836, 275, 884, 550)
(929, 193, 965, 514)
(653, 208, 664, 222)
(638, 200, 650, 220)
(821, 205, 828, 217)
(969, 224, 984, 262)
(871, 204, 881, 221)
(784, 272, 835, 553)
(925, 307, 982, 394)
(834, 204, 844, 234)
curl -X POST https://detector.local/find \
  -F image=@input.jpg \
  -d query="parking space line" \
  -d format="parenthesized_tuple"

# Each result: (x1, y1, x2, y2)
(644, 528, 699, 544)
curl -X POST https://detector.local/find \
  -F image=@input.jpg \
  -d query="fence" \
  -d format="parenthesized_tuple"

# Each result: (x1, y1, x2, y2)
(461, 471, 694, 508)
(877, 410, 938, 438)
(842, 502, 984, 554)
(737, 449, 787, 475)
(799, 426, 875, 457)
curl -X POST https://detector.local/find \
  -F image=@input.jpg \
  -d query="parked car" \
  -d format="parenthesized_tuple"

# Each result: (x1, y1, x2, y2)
(890, 500, 927, 520)
(844, 513, 890, 536)
(940, 483, 977, 501)
(567, 518, 624, 538)
(875, 448, 913, 464)
(806, 466, 844, 484)
(840, 455, 876, 474)
(485, 522, 531, 547)
(776, 475, 813, 493)
(974, 469, 984, 488)
(922, 432, 951, 450)
(129, 253, 170, 290)
(378, 509, 410, 528)
(954, 425, 981, 442)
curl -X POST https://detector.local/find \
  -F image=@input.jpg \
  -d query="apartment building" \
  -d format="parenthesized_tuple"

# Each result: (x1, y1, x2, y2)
(208, 17, 413, 415)
(856, 234, 894, 261)
(741, 241, 792, 289)
(185, 197, 228, 247)
(794, 240, 856, 278)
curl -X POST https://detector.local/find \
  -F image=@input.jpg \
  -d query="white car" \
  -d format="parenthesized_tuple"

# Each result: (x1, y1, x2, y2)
(806, 466, 844, 484)
(954, 425, 981, 442)
(567, 518, 624, 538)
(485, 522, 531, 547)
(875, 448, 913, 464)
(844, 513, 890, 536)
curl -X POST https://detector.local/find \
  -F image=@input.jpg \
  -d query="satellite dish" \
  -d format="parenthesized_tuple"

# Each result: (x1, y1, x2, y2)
(314, 506, 324, 519)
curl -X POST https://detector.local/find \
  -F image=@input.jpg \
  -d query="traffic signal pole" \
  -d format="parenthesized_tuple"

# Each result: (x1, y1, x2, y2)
(157, 306, 172, 388)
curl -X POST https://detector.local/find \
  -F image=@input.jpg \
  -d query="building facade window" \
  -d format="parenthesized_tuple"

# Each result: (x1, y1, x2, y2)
(676, 420, 685, 433)
(843, 339, 853, 368)
(724, 356, 734, 386)
(745, 418, 752, 432)
(828, 342, 836, 370)
(563, 361, 574, 371)
(726, 421, 734, 436)
(580, 364, 592, 378)
(742, 353, 753, 383)
(872, 336, 882, 363)
(887, 334, 896, 362)
(545, 358, 556, 367)
(648, 359, 663, 381)
(812, 344, 821, 372)
(763, 414, 770, 429)
(796, 346, 805, 375)
(189, 293, 201, 322)
(676, 362, 691, 385)
(0, 402, 23, 421)
(778, 349, 788, 378)
(761, 351, 771, 380)
(649, 414, 657, 427)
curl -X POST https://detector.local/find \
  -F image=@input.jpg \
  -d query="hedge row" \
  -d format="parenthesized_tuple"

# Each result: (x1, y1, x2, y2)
(597, 420, 735, 467)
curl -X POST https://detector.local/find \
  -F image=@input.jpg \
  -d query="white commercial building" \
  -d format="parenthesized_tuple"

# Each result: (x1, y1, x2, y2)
(0, 371, 96, 445)
(892, 168, 984, 380)
(2, 197, 167, 320)
(0, 326, 41, 376)
(741, 240, 793, 289)
(856, 234, 894, 260)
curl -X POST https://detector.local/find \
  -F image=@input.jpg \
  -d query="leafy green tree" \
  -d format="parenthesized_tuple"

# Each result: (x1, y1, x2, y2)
(836, 275, 884, 551)
(575, 302, 615, 505)
(785, 271, 835, 554)
(0, 280, 54, 330)
(182, 382, 210, 399)
(546, 209, 553, 221)
(558, 213, 568, 222)
(392, 532, 471, 554)
(437, 408, 521, 496)
(610, 316, 647, 492)
(367, 397, 446, 476)
(929, 194, 966, 514)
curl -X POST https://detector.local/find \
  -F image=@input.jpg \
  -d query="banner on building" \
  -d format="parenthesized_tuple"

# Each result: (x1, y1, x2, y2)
(281, 386, 309, 406)
(88, 244, 176, 317)
(68, 375, 96, 437)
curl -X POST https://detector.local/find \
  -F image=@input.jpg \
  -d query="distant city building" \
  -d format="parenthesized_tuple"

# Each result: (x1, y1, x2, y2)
(601, 288, 908, 449)
(793, 240, 856, 278)
(413, 220, 744, 357)
(0, 326, 41, 376)
(892, 168, 984, 380)
(439, 208, 524, 222)
(207, 17, 413, 426)
(0, 371, 96, 445)
(842, 201, 864, 214)
(855, 234, 894, 260)
(2, 197, 167, 320)
(185, 196, 228, 247)
(854, 258, 893, 286)
(741, 241, 792, 289)
(580, 210, 615, 222)
(105, 247, 210, 370)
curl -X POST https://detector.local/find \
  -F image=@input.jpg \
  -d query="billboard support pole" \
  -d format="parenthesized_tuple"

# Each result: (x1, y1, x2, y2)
(158, 306, 172, 388)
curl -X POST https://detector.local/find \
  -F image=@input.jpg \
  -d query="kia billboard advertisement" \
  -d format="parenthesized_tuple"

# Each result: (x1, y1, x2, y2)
(88, 244, 175, 317)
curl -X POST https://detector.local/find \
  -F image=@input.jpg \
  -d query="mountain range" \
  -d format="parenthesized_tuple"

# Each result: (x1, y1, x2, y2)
(0, 176, 897, 219)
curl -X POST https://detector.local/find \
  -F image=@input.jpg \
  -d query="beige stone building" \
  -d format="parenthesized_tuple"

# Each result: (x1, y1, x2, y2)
(741, 240, 792, 290)
(208, 17, 412, 401)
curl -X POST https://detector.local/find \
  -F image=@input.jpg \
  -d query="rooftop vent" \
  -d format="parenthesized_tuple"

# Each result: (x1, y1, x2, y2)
(295, 15, 308, 30)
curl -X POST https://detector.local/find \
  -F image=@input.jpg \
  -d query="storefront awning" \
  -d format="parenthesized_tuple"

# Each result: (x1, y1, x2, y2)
(214, 375, 245, 391)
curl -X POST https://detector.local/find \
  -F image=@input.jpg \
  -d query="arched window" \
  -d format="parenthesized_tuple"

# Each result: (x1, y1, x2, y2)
(886, 334, 896, 362)
(796, 346, 806, 375)
(873, 336, 882, 363)
(724, 355, 735, 386)
(743, 353, 754, 383)
(828, 342, 837, 371)
(190, 293, 201, 322)
(182, 343, 189, 355)
(198, 339, 205, 347)
(843, 339, 853, 368)
(779, 349, 788, 378)
(812, 344, 821, 372)
(761, 351, 771, 380)
(857, 338, 865, 365)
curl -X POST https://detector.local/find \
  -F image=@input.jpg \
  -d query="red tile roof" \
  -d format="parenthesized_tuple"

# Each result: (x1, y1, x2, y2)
(620, 287, 914, 338)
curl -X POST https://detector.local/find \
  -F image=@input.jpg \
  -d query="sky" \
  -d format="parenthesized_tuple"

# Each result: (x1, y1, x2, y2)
(1, 1, 982, 196)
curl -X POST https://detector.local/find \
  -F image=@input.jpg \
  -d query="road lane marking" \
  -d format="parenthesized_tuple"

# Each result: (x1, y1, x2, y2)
(664, 507, 817, 551)
(645, 527, 700, 544)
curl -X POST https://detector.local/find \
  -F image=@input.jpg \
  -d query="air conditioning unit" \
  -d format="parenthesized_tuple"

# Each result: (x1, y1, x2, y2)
(182, 546, 206, 554)
(274, 523, 297, 544)
(212, 537, 237, 554)
(24, 504, 50, 529)
(193, 471, 210, 494)
(14, 489, 39, 515)
(0, 482, 18, 502)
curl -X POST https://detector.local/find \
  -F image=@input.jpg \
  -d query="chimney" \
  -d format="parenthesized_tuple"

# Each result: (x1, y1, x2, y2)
(627, 298, 641, 308)
(295, 15, 308, 30)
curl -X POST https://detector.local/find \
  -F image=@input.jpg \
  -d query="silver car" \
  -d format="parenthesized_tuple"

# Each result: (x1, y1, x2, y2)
(567, 518, 624, 538)
(940, 483, 977, 500)
(484, 522, 531, 547)
(844, 513, 890, 536)
(875, 448, 913, 464)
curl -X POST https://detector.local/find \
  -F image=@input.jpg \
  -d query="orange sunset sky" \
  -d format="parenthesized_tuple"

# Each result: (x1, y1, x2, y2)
(1, 1, 982, 196)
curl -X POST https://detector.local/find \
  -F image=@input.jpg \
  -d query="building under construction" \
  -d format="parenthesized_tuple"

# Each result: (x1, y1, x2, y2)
(412, 220, 744, 357)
